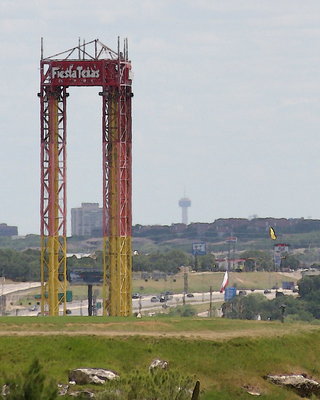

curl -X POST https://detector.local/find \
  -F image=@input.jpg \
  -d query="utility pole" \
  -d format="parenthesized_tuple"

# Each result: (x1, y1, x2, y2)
(138, 295, 142, 315)
(183, 270, 189, 305)
(88, 284, 93, 316)
(194, 253, 199, 271)
(184, 271, 189, 294)
(1, 271, 5, 316)
(209, 286, 213, 317)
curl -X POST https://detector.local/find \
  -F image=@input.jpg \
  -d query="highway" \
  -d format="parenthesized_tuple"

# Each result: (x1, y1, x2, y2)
(56, 289, 295, 316)
(9, 291, 226, 316)
(1, 281, 41, 296)
(1, 283, 296, 316)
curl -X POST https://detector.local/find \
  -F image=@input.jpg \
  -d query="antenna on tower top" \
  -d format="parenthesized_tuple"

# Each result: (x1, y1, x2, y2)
(40, 37, 44, 60)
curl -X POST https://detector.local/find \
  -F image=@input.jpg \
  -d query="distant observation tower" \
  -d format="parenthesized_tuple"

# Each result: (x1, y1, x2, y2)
(179, 197, 191, 225)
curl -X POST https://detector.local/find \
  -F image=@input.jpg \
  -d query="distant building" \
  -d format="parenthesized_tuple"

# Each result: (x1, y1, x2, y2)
(71, 203, 103, 237)
(0, 223, 18, 237)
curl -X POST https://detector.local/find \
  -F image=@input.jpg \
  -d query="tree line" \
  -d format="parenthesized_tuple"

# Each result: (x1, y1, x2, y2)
(0, 247, 303, 282)
(222, 275, 320, 321)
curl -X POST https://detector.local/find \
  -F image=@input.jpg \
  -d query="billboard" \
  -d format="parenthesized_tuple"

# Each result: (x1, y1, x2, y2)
(282, 281, 295, 290)
(192, 242, 206, 256)
(274, 243, 289, 268)
(224, 287, 237, 301)
(47, 60, 106, 86)
(68, 268, 103, 285)
(41, 59, 132, 87)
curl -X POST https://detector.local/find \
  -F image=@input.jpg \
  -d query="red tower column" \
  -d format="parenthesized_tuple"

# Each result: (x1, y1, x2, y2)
(101, 66, 133, 316)
(40, 85, 67, 316)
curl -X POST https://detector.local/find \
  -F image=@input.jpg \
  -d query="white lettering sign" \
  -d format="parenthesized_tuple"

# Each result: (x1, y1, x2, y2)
(51, 65, 100, 79)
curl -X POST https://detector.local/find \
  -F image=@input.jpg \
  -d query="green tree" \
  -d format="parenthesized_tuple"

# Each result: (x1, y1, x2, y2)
(222, 294, 268, 320)
(132, 253, 152, 272)
(298, 275, 320, 299)
(132, 250, 192, 274)
(298, 276, 320, 319)
(222, 293, 312, 322)
(197, 254, 216, 271)
(280, 254, 300, 270)
(241, 250, 273, 271)
(0, 249, 40, 281)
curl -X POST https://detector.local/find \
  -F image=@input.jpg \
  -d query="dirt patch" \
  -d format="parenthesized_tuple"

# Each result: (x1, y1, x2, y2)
(64, 321, 172, 331)
(278, 271, 302, 280)
(0, 325, 319, 340)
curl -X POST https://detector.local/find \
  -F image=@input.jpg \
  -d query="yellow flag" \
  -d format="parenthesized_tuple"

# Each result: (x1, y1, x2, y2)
(269, 227, 277, 240)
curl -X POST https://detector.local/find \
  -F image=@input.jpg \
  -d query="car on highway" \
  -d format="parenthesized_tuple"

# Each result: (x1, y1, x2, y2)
(132, 293, 140, 299)
(150, 296, 159, 302)
(186, 293, 194, 298)
(159, 293, 172, 301)
(238, 290, 247, 296)
(264, 289, 271, 294)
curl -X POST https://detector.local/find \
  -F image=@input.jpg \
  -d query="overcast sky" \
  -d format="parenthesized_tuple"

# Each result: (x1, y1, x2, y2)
(1, 0, 320, 235)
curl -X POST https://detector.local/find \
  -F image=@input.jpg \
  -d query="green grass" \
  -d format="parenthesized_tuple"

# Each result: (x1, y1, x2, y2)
(131, 271, 299, 296)
(0, 315, 318, 335)
(0, 320, 319, 399)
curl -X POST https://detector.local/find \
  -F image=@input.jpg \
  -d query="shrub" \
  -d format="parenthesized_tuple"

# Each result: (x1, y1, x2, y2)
(0, 358, 57, 400)
(168, 305, 197, 317)
(96, 369, 196, 400)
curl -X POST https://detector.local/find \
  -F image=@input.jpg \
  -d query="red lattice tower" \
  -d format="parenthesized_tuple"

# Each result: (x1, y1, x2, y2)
(39, 38, 133, 316)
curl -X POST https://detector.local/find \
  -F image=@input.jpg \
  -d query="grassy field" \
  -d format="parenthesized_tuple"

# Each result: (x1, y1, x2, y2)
(1, 315, 318, 335)
(38, 271, 298, 300)
(132, 271, 300, 295)
(0, 316, 319, 399)
(7, 271, 299, 312)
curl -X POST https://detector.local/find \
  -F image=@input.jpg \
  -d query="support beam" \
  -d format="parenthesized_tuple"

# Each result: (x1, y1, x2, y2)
(102, 83, 132, 316)
(40, 86, 67, 316)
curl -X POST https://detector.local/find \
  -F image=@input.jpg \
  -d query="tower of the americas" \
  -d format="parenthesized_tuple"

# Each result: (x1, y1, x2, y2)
(178, 197, 191, 225)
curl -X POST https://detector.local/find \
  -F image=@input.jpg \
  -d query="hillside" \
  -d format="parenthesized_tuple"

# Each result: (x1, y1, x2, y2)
(0, 317, 319, 399)
(4, 220, 320, 258)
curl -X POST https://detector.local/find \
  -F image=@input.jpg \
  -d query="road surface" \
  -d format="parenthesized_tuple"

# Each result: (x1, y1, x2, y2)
(2, 285, 296, 317)
(1, 281, 41, 296)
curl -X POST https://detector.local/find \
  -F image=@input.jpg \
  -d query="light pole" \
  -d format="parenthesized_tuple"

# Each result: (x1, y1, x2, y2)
(138, 295, 142, 315)
(1, 270, 5, 316)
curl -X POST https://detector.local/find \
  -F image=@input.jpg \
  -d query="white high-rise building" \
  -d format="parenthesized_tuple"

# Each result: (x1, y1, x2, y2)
(71, 203, 103, 237)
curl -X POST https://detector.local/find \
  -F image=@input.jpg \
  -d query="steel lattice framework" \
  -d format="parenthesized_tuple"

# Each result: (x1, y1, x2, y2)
(39, 38, 133, 316)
